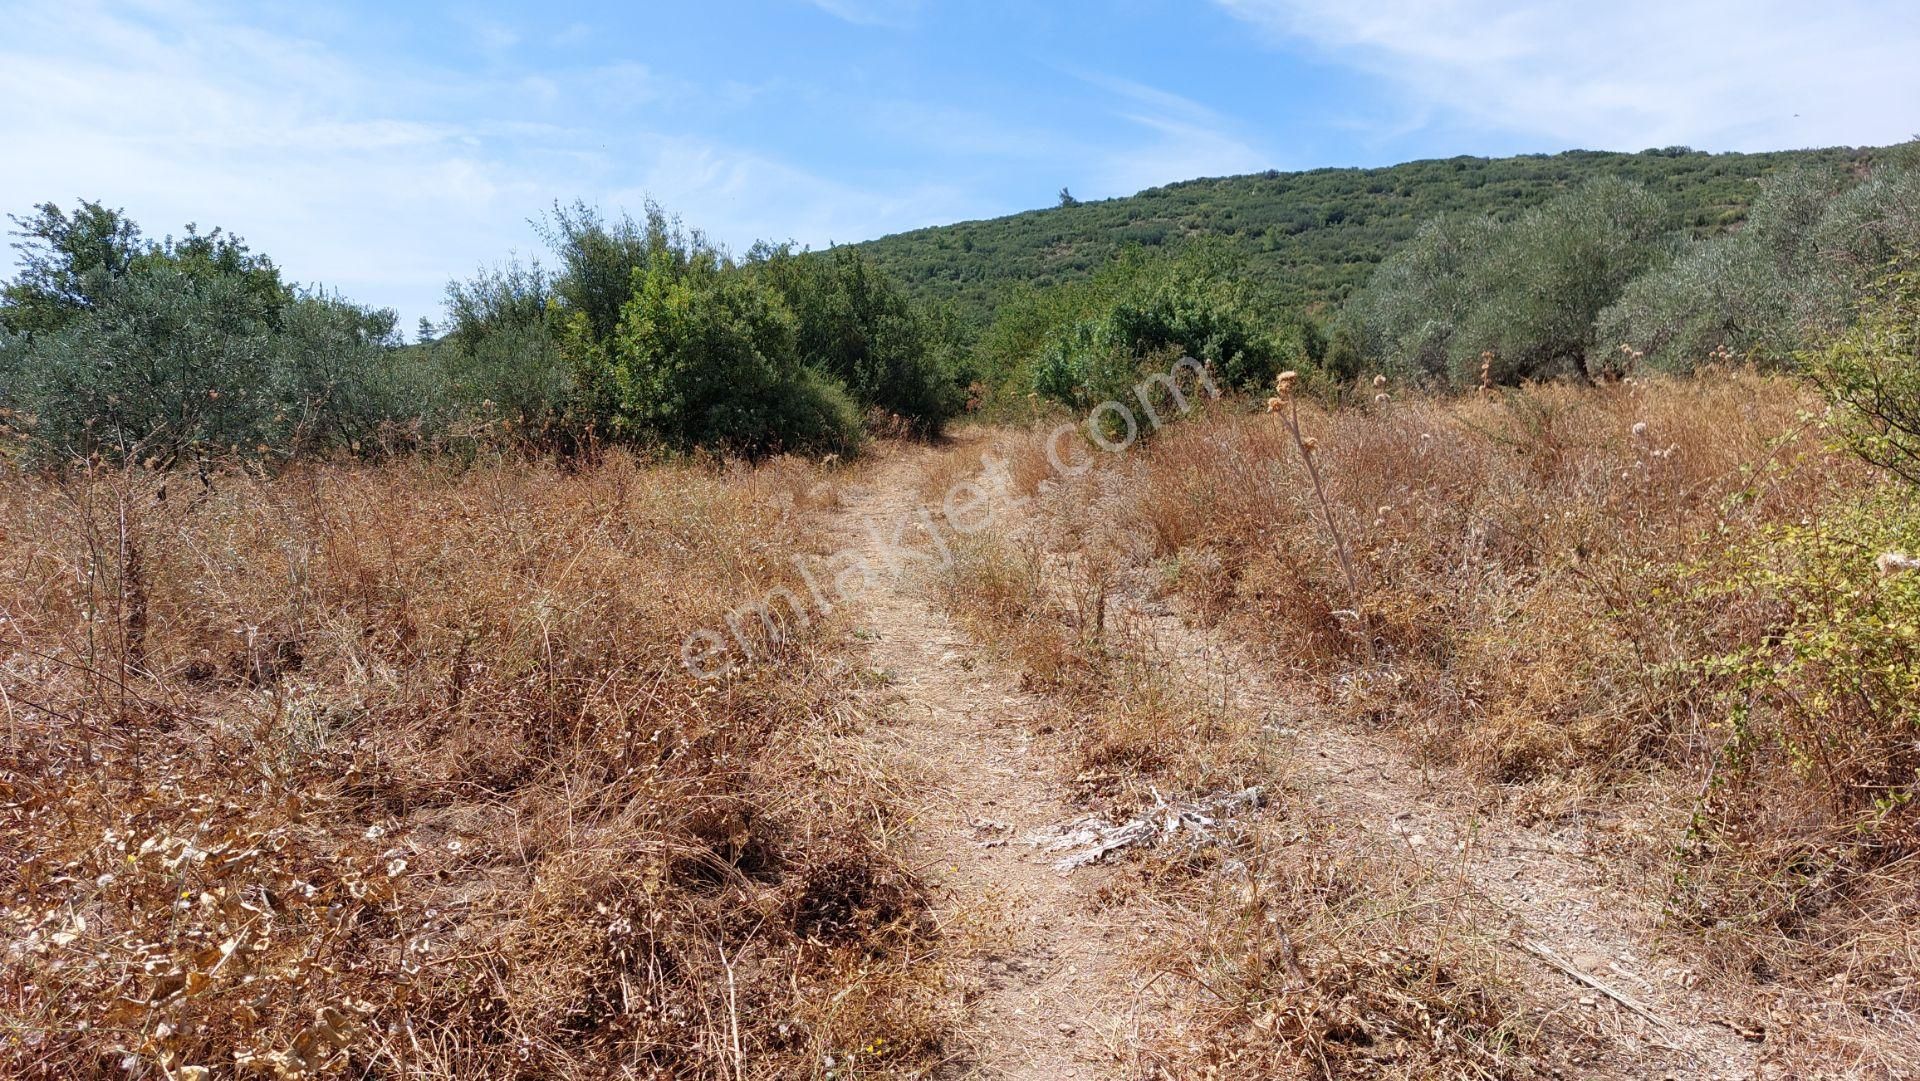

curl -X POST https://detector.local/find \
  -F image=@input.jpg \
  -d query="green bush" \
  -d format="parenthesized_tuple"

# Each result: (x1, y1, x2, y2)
(431, 260, 579, 448)
(0, 201, 417, 465)
(1029, 318, 1141, 410)
(270, 293, 428, 456)
(1008, 247, 1318, 411)
(12, 266, 277, 463)
(597, 250, 862, 456)
(748, 245, 960, 432)
(1681, 493, 1920, 932)
(1806, 258, 1920, 484)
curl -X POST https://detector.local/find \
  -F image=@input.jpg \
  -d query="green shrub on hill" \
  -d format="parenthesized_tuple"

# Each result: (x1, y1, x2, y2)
(0, 201, 416, 465)
(853, 146, 1879, 326)
(748, 244, 961, 432)
(588, 249, 864, 455)
(1009, 247, 1321, 411)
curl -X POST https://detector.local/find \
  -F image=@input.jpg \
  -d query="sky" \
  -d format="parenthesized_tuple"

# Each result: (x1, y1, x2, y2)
(3, 0, 1917, 328)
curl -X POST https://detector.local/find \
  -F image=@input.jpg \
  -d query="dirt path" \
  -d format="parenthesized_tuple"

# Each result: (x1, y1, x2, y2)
(1103, 588, 1768, 1078)
(827, 447, 1155, 1080)
(828, 439, 1766, 1079)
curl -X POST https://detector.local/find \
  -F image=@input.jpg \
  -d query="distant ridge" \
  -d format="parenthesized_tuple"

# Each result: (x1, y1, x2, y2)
(850, 145, 1885, 322)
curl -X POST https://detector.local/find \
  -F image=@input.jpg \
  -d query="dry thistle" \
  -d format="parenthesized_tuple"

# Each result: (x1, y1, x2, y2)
(1265, 377, 1374, 663)
(1875, 551, 1920, 576)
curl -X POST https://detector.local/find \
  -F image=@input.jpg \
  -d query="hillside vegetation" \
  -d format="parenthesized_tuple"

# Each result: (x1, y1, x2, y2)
(853, 145, 1884, 323)
(6, 138, 1920, 1076)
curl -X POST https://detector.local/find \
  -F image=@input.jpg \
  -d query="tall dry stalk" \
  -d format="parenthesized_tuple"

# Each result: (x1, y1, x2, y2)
(1267, 371, 1375, 663)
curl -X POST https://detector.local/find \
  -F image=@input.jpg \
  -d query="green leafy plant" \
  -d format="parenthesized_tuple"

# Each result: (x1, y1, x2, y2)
(1806, 257, 1920, 484)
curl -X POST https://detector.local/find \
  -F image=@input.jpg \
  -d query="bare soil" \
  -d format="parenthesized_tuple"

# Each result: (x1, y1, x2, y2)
(828, 446, 1162, 1079)
(828, 439, 1769, 1079)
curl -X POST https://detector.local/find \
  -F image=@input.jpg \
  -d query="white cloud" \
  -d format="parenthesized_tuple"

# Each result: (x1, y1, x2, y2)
(1068, 72, 1275, 197)
(0, 1, 944, 326)
(800, 0, 922, 28)
(1093, 113, 1273, 196)
(602, 135, 979, 252)
(1216, 0, 1920, 151)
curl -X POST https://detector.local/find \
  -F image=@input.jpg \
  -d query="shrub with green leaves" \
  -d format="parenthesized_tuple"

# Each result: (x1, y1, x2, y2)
(1680, 493, 1920, 936)
(271, 294, 430, 456)
(748, 245, 960, 432)
(0, 201, 418, 465)
(595, 250, 862, 456)
(429, 259, 579, 448)
(1013, 247, 1319, 411)
(1806, 257, 1920, 484)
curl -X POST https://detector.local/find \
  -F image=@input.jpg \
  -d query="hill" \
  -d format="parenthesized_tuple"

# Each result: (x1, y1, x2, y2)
(850, 145, 1883, 322)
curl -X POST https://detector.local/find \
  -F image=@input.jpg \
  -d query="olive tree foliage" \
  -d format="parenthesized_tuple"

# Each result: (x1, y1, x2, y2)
(1451, 177, 1669, 383)
(1805, 163, 1920, 309)
(1596, 166, 1841, 370)
(0, 200, 417, 465)
(267, 293, 430, 457)
(1345, 214, 1498, 383)
(1593, 232, 1796, 371)
(1597, 151, 1920, 372)
(1348, 178, 1666, 385)
(432, 259, 575, 443)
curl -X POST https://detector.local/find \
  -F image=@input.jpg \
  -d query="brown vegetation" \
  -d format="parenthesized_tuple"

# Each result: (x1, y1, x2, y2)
(931, 373, 1920, 1074)
(0, 453, 948, 1079)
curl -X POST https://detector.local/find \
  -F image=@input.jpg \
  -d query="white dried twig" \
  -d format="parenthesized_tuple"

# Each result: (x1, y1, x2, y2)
(1022, 787, 1264, 872)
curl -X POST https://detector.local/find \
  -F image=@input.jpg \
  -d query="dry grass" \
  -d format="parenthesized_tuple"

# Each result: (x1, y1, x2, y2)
(925, 429, 1574, 1078)
(932, 522, 1576, 1079)
(1129, 374, 1847, 786)
(959, 372, 1920, 1074)
(1134, 824, 1587, 1081)
(0, 452, 949, 1079)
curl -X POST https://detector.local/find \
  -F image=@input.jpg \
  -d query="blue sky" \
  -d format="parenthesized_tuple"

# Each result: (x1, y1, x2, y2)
(4, 1, 1917, 327)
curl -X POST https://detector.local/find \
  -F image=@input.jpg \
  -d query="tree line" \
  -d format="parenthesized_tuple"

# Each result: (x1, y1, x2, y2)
(0, 200, 964, 467)
(975, 144, 1919, 409)
(1341, 149, 1920, 386)
(3, 142, 1914, 468)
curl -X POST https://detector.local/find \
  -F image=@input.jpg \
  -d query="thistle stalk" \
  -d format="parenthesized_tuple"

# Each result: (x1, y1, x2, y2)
(1269, 372, 1375, 663)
